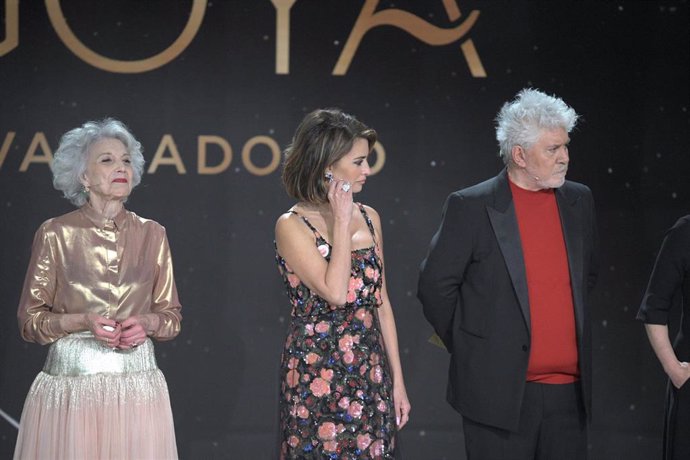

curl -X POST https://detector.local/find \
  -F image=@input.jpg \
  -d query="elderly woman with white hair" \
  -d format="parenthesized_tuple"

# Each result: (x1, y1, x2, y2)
(14, 119, 181, 459)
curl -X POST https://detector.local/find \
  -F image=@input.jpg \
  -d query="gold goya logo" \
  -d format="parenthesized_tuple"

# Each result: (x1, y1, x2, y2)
(1, 0, 484, 77)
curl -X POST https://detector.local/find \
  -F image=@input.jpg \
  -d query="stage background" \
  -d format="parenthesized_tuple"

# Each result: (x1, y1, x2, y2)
(1, 1, 688, 458)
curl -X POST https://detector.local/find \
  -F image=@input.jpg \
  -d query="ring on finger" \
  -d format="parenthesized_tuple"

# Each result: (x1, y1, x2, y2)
(341, 182, 351, 192)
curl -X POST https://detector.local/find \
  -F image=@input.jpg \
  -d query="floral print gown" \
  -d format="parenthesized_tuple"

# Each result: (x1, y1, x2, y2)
(276, 205, 396, 459)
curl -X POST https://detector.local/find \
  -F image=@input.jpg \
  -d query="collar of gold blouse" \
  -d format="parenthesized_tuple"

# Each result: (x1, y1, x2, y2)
(80, 204, 127, 232)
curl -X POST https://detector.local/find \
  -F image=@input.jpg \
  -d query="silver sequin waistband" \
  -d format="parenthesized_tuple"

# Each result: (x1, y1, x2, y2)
(42, 331, 158, 376)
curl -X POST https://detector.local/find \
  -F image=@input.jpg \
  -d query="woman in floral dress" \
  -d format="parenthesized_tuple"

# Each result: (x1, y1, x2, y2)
(275, 108, 410, 459)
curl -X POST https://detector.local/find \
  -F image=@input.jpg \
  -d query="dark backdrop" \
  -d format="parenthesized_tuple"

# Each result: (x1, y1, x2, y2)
(1, 1, 688, 458)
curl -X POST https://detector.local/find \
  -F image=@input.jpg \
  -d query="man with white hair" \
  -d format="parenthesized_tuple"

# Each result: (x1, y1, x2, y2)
(418, 89, 599, 459)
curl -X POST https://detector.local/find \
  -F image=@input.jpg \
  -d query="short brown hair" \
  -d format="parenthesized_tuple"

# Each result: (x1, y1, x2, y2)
(282, 108, 377, 204)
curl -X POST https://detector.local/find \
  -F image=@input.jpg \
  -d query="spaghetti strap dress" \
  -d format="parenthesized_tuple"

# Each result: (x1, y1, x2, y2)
(276, 204, 396, 459)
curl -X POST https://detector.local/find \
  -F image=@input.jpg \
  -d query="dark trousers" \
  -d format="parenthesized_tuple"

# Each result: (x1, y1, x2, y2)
(462, 382, 587, 460)
(665, 380, 690, 460)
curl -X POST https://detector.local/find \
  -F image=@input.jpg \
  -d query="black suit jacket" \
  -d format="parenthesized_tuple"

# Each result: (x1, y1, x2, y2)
(418, 169, 598, 431)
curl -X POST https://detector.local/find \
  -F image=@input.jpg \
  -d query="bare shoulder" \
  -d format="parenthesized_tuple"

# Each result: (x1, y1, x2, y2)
(275, 211, 300, 236)
(275, 210, 317, 247)
(275, 210, 295, 226)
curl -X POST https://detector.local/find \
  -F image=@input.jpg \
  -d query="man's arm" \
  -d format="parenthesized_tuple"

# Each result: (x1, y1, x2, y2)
(418, 192, 473, 350)
(586, 188, 599, 292)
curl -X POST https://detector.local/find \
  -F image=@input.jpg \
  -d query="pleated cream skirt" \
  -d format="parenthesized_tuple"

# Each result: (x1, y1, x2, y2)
(14, 332, 178, 460)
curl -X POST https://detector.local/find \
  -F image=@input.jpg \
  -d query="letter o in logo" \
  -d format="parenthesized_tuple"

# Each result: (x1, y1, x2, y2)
(369, 141, 385, 175)
(242, 136, 281, 176)
(46, 0, 207, 73)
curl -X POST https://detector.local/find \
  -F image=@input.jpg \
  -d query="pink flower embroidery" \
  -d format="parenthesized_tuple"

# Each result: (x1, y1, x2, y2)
(343, 350, 355, 364)
(304, 323, 314, 336)
(357, 433, 373, 451)
(369, 439, 385, 457)
(369, 352, 380, 365)
(286, 370, 300, 388)
(348, 401, 363, 419)
(305, 352, 321, 365)
(317, 422, 337, 440)
(297, 405, 309, 419)
(338, 396, 351, 410)
(353, 278, 364, 290)
(315, 321, 330, 334)
(323, 440, 338, 452)
(355, 308, 374, 328)
(287, 273, 300, 288)
(369, 365, 383, 384)
(288, 435, 299, 447)
(288, 357, 299, 369)
(310, 377, 331, 397)
(363, 312, 373, 328)
(339, 334, 354, 352)
(346, 278, 364, 303)
(364, 267, 380, 282)
(377, 400, 387, 413)
(320, 368, 334, 381)
(317, 244, 330, 257)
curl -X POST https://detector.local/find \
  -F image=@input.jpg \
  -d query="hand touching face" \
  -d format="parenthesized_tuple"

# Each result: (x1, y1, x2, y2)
(327, 138, 372, 194)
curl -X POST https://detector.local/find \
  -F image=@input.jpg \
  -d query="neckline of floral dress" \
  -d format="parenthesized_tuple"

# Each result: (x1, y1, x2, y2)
(287, 203, 379, 254)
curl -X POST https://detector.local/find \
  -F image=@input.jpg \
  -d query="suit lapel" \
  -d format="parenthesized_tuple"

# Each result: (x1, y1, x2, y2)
(556, 185, 585, 338)
(486, 170, 531, 333)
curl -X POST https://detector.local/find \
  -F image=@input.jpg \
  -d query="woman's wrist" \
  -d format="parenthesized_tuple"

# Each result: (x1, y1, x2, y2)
(664, 360, 686, 376)
(58, 313, 88, 333)
(392, 374, 406, 387)
(141, 314, 159, 336)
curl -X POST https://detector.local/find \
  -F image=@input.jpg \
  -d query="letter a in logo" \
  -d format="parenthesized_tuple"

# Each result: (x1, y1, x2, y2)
(333, 0, 486, 77)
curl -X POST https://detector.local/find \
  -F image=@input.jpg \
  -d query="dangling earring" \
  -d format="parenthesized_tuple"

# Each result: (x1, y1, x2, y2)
(82, 185, 89, 194)
(324, 171, 333, 182)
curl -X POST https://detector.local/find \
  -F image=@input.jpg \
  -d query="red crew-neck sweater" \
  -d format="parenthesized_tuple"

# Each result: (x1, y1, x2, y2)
(509, 179, 579, 384)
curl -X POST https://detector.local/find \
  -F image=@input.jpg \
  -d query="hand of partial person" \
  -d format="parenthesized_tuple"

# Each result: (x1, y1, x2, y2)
(669, 361, 690, 389)
(393, 383, 411, 430)
(86, 313, 121, 348)
(117, 315, 149, 349)
(327, 176, 353, 225)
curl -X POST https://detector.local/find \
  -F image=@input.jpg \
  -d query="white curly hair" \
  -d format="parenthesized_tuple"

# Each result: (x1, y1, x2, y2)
(51, 118, 145, 206)
(495, 88, 579, 165)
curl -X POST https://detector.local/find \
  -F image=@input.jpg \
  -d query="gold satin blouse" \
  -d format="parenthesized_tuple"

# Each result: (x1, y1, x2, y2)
(17, 205, 182, 345)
